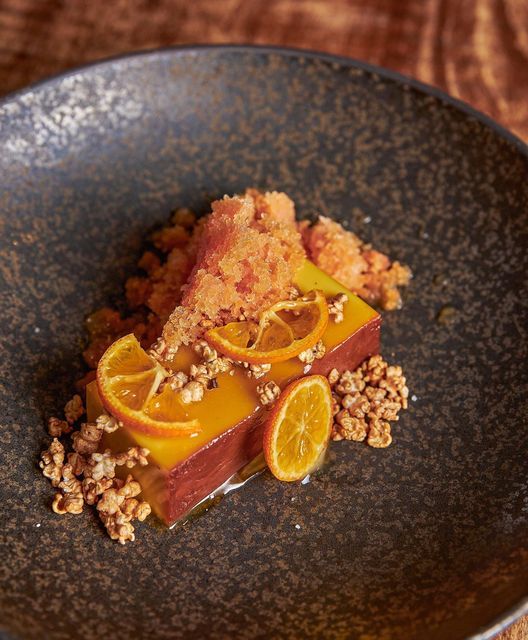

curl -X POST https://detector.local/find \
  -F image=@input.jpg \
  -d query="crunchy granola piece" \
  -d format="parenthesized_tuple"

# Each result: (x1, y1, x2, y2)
(361, 354, 387, 384)
(180, 380, 205, 404)
(327, 355, 409, 446)
(47, 416, 72, 437)
(335, 369, 365, 395)
(52, 464, 84, 515)
(115, 446, 150, 469)
(67, 452, 87, 476)
(331, 393, 341, 417)
(194, 339, 217, 362)
(64, 394, 84, 425)
(147, 336, 169, 360)
(121, 498, 152, 522)
(242, 362, 271, 379)
(95, 413, 119, 434)
(97, 475, 147, 545)
(39, 438, 65, 487)
(341, 392, 370, 417)
(87, 450, 117, 481)
(364, 386, 387, 403)
(165, 371, 189, 391)
(367, 418, 392, 448)
(52, 491, 83, 515)
(256, 381, 281, 406)
(287, 286, 300, 300)
(332, 411, 368, 442)
(85, 445, 149, 482)
(71, 422, 104, 455)
(328, 293, 348, 324)
(328, 368, 340, 385)
(370, 399, 403, 422)
(82, 476, 113, 505)
(71, 415, 119, 456)
(298, 340, 326, 364)
(189, 363, 211, 388)
(205, 357, 233, 376)
(99, 511, 136, 545)
(380, 366, 409, 409)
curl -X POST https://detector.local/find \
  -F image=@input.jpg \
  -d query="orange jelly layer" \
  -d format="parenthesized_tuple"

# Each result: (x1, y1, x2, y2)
(87, 260, 378, 470)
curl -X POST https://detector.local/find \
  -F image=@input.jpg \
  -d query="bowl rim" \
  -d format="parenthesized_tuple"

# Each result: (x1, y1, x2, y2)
(0, 43, 526, 640)
(1, 43, 527, 161)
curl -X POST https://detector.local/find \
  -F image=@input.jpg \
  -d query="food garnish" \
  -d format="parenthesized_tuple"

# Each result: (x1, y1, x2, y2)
(205, 290, 329, 364)
(263, 375, 333, 482)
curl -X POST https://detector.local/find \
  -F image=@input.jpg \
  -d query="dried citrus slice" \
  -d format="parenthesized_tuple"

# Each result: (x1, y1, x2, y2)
(263, 375, 333, 482)
(97, 334, 200, 437)
(206, 290, 329, 364)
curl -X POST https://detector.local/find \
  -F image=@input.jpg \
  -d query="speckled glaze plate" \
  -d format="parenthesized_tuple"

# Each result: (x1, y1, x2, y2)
(0, 46, 527, 640)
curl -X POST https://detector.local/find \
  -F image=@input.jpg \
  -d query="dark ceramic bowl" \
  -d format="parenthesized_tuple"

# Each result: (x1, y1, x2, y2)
(0, 46, 527, 640)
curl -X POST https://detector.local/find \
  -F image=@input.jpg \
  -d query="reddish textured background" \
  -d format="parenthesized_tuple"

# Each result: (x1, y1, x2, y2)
(0, 1, 526, 637)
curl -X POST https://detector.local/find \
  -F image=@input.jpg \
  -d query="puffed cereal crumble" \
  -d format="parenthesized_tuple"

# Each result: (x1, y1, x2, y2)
(328, 355, 408, 447)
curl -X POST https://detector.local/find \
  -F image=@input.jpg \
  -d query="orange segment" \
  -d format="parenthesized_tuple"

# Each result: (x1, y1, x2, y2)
(206, 290, 329, 364)
(97, 334, 200, 438)
(263, 375, 333, 482)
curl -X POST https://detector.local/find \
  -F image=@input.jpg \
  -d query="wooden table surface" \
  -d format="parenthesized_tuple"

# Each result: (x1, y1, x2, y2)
(0, 1, 526, 638)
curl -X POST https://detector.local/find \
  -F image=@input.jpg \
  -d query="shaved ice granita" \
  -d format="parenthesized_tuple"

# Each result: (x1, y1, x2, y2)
(40, 190, 411, 544)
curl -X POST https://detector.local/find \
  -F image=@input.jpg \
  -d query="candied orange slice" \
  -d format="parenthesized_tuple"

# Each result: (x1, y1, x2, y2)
(206, 290, 329, 364)
(263, 375, 333, 482)
(97, 334, 200, 437)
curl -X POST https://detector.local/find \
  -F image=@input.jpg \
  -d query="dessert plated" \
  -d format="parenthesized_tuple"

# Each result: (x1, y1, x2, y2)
(41, 189, 410, 542)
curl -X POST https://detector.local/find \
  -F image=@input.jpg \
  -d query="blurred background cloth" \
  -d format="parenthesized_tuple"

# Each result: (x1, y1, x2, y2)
(0, 1, 526, 638)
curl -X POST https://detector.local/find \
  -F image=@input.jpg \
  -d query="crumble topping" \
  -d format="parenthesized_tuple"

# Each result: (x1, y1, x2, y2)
(64, 394, 85, 424)
(328, 293, 348, 324)
(70, 414, 120, 457)
(298, 340, 326, 364)
(40, 406, 152, 544)
(52, 464, 84, 515)
(240, 362, 272, 379)
(162, 341, 233, 403)
(47, 416, 71, 437)
(39, 438, 65, 487)
(328, 355, 408, 447)
(97, 475, 151, 545)
(257, 381, 281, 406)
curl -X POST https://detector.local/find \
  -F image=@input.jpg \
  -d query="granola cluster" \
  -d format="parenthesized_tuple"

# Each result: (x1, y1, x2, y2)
(256, 381, 281, 406)
(159, 339, 233, 404)
(328, 293, 348, 324)
(298, 340, 326, 365)
(328, 355, 409, 447)
(40, 396, 151, 544)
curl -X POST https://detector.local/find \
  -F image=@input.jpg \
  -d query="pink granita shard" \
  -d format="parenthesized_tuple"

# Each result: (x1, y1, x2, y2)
(162, 194, 305, 350)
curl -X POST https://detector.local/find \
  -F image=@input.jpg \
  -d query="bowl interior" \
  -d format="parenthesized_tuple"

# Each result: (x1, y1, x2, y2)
(0, 48, 527, 640)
